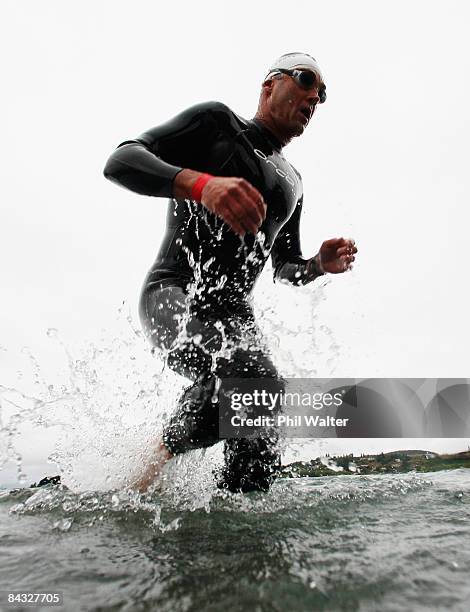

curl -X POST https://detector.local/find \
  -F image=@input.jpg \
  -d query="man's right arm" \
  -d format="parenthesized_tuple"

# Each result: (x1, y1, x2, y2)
(103, 101, 266, 235)
(103, 101, 223, 198)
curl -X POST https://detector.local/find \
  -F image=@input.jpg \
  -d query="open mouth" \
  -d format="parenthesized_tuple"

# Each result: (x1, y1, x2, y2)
(299, 106, 313, 122)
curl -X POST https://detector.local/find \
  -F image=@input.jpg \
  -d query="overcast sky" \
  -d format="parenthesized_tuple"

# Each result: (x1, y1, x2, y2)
(1, 0, 469, 487)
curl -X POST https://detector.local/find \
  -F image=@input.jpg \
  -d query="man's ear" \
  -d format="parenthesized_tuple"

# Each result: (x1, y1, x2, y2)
(262, 78, 275, 96)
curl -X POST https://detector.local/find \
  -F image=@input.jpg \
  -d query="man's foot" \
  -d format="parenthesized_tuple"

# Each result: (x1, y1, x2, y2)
(132, 438, 173, 493)
(31, 475, 61, 488)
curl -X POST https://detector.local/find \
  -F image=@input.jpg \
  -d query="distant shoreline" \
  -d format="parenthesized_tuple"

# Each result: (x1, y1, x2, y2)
(1, 450, 469, 491)
(281, 449, 470, 478)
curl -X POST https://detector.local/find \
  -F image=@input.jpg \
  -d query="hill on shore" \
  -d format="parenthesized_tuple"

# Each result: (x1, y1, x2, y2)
(282, 450, 470, 478)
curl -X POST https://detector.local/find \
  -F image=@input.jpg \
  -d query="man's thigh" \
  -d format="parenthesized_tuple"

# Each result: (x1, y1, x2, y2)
(140, 285, 218, 379)
(140, 286, 277, 380)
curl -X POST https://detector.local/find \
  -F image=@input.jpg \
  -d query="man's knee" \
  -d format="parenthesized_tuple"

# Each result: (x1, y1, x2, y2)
(216, 345, 284, 384)
(162, 373, 220, 454)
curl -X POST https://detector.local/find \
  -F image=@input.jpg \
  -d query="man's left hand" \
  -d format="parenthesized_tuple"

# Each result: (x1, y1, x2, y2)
(317, 237, 357, 274)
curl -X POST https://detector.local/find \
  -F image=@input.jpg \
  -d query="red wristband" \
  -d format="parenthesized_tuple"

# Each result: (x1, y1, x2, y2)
(191, 173, 214, 202)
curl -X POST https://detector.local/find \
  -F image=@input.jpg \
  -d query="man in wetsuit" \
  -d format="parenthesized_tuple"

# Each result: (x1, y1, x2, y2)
(103, 52, 357, 493)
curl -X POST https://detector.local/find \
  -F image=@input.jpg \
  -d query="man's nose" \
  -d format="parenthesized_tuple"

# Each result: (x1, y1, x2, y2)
(306, 90, 320, 105)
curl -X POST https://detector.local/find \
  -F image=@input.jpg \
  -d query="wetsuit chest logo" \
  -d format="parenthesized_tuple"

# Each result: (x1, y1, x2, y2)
(253, 149, 296, 193)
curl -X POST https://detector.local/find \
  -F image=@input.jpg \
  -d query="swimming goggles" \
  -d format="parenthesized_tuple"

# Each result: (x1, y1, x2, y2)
(271, 68, 327, 103)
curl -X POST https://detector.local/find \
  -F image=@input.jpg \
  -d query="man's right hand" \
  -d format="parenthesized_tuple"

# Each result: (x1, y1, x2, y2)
(173, 170, 267, 237)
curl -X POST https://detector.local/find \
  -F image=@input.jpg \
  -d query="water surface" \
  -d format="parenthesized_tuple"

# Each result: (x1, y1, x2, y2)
(1, 469, 469, 611)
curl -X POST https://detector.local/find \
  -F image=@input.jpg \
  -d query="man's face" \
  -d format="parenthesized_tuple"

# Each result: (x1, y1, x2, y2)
(265, 69, 325, 138)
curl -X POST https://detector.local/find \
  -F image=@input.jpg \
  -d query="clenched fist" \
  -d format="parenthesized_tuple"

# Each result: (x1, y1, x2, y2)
(317, 237, 357, 273)
(201, 177, 266, 237)
(173, 170, 267, 237)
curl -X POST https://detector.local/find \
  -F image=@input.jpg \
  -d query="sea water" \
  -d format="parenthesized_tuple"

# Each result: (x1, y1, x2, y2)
(1, 470, 469, 611)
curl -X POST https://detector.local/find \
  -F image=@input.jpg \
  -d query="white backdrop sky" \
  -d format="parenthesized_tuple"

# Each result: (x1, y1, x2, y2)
(1, 0, 469, 482)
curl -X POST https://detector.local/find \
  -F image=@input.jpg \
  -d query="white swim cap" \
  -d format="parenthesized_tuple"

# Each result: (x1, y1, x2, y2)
(264, 52, 324, 83)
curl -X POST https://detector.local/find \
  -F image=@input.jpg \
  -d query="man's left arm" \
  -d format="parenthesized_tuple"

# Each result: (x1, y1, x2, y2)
(271, 196, 357, 285)
(271, 196, 324, 286)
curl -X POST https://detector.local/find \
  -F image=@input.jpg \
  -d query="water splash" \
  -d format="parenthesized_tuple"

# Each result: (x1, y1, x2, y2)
(1, 245, 345, 494)
(1, 302, 187, 492)
(4, 469, 438, 525)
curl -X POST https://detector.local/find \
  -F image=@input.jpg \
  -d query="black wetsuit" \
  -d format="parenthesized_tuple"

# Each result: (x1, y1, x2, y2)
(104, 101, 323, 492)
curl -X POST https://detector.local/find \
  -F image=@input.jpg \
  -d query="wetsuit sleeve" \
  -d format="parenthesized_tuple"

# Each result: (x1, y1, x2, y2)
(103, 101, 227, 198)
(270, 196, 325, 286)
